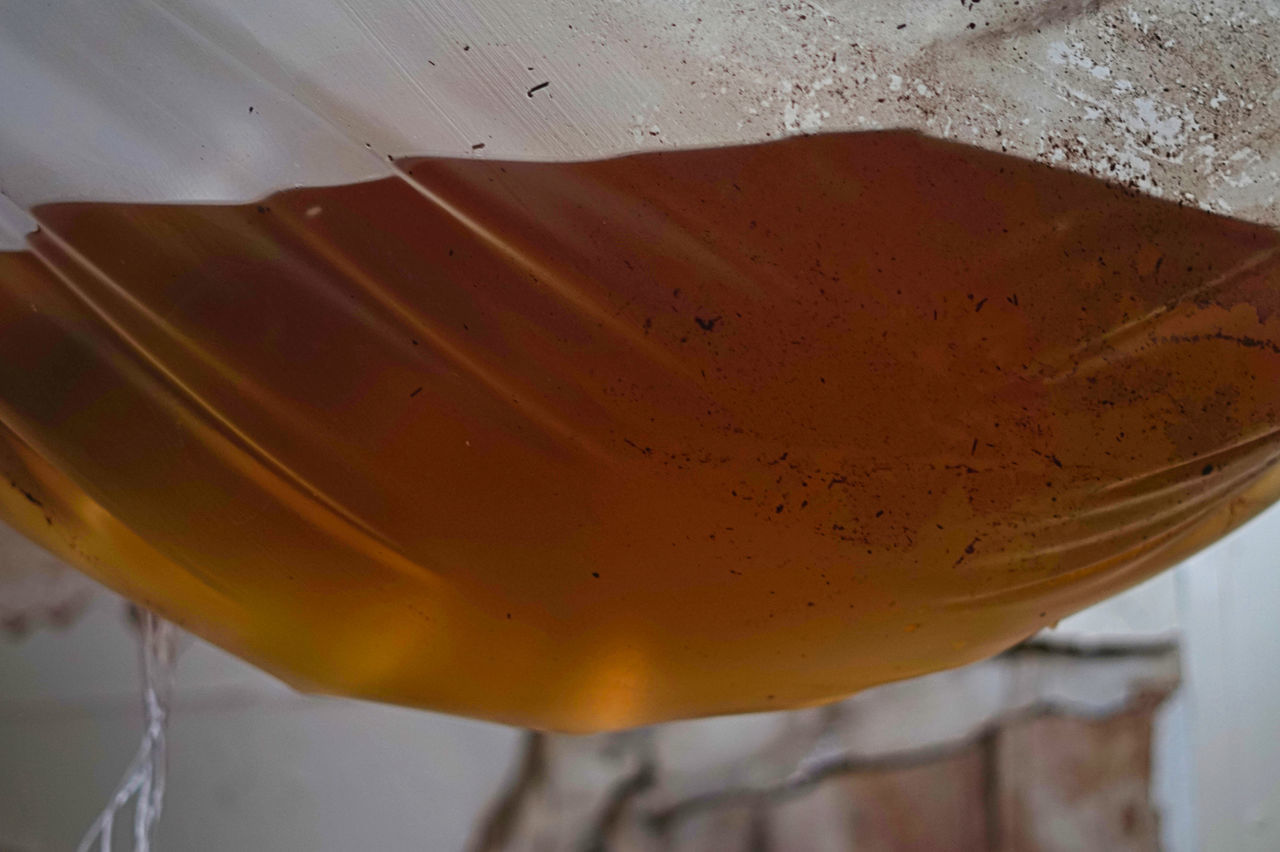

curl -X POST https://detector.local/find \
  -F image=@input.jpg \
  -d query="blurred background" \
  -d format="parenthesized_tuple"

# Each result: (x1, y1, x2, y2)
(1, 503, 1277, 851)
(3, 1, 1279, 849)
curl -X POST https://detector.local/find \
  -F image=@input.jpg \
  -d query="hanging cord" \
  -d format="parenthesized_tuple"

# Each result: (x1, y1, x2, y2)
(77, 610, 179, 852)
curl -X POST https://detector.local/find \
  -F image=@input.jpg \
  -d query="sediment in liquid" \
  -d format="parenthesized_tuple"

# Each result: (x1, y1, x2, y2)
(1, 131, 1278, 730)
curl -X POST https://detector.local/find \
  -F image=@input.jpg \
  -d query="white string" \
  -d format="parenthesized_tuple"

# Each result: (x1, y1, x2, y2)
(77, 610, 179, 852)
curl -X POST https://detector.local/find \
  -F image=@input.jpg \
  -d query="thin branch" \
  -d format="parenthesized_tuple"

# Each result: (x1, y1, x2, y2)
(1004, 636, 1180, 659)
(647, 687, 1174, 832)
(578, 749, 656, 852)
(468, 731, 547, 852)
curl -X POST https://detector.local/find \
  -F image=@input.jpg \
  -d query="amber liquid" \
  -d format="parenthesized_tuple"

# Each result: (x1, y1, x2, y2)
(2, 131, 1278, 730)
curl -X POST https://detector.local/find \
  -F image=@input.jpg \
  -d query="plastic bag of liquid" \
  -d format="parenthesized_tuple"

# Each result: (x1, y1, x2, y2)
(1, 0, 1277, 731)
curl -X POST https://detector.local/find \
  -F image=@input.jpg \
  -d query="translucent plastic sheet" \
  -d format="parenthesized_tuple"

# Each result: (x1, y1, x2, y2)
(0, 1, 1278, 731)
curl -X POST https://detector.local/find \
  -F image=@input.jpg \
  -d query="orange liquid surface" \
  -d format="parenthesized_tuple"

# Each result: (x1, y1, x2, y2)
(1, 131, 1278, 730)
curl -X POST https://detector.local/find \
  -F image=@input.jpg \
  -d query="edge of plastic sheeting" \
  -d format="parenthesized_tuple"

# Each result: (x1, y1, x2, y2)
(0, 193, 37, 252)
(1, 0, 1277, 227)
